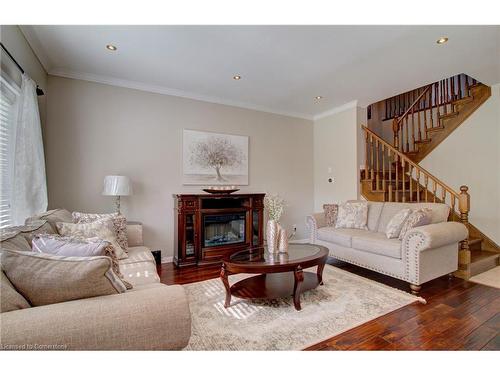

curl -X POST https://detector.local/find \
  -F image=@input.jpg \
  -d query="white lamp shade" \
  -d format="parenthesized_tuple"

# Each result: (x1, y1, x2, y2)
(102, 175, 132, 196)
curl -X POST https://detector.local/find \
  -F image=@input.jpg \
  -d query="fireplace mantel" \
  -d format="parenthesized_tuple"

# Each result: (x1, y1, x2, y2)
(173, 193, 265, 267)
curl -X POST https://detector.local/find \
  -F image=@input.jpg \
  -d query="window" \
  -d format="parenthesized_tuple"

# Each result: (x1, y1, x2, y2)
(0, 74, 20, 228)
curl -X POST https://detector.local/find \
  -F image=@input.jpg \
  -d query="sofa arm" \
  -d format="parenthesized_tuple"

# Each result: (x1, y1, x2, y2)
(305, 213, 326, 243)
(0, 284, 191, 350)
(402, 222, 468, 252)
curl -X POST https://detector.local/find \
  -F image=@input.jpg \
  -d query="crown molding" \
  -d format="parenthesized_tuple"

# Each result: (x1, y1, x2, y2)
(48, 68, 315, 121)
(18, 25, 53, 72)
(313, 100, 359, 121)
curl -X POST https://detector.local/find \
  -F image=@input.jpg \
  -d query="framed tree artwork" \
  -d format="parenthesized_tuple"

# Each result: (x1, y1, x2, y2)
(182, 129, 249, 185)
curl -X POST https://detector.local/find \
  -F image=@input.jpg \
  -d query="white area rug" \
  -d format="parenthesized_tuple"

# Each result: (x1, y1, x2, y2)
(470, 266, 500, 289)
(184, 265, 424, 350)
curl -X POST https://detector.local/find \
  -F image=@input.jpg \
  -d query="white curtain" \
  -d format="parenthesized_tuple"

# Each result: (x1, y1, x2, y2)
(11, 74, 47, 225)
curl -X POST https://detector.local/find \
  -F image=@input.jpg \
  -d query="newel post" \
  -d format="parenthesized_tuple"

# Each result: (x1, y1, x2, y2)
(392, 117, 399, 149)
(458, 185, 471, 278)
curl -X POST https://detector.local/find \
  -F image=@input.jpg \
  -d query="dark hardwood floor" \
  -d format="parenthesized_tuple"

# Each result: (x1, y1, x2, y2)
(158, 258, 500, 350)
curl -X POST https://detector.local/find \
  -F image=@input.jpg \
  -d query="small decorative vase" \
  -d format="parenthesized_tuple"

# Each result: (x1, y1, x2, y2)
(278, 225, 289, 253)
(266, 219, 278, 254)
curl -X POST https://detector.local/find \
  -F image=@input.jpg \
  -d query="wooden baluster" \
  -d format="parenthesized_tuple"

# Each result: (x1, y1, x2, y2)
(424, 175, 429, 202)
(451, 195, 456, 220)
(442, 80, 447, 115)
(441, 188, 446, 206)
(387, 147, 392, 196)
(376, 139, 380, 190)
(385, 99, 388, 119)
(432, 180, 437, 202)
(382, 144, 386, 192)
(429, 88, 434, 131)
(451, 75, 456, 100)
(411, 105, 415, 151)
(405, 117, 409, 152)
(465, 75, 470, 96)
(392, 117, 399, 149)
(395, 154, 399, 202)
(401, 159, 406, 202)
(409, 165, 413, 202)
(364, 130, 369, 180)
(445, 78, 449, 104)
(417, 96, 422, 142)
(457, 74, 462, 99)
(416, 170, 420, 202)
(435, 82, 440, 125)
(423, 89, 429, 136)
(369, 134, 374, 181)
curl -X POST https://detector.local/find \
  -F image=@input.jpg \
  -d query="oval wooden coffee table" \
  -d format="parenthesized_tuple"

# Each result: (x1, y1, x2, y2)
(220, 244, 329, 311)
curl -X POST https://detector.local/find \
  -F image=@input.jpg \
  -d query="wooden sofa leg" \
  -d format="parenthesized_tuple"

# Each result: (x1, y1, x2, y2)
(410, 284, 421, 295)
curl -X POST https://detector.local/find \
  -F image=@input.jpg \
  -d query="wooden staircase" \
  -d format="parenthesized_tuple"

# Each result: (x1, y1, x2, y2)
(389, 74, 491, 163)
(361, 126, 499, 280)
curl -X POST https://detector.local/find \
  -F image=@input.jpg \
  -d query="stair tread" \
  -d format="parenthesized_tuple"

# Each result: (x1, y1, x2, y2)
(452, 96, 473, 105)
(427, 126, 445, 132)
(439, 111, 459, 119)
(414, 138, 432, 144)
(468, 238, 483, 245)
(471, 250, 499, 262)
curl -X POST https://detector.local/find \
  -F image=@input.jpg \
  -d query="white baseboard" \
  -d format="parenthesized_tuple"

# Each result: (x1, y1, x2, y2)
(161, 256, 174, 264)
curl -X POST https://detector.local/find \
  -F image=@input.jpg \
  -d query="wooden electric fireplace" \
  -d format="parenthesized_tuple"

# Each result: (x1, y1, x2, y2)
(173, 193, 265, 267)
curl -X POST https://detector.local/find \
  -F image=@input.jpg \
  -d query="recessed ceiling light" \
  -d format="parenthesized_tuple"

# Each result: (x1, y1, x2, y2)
(315, 96, 323, 100)
(436, 37, 448, 45)
(106, 44, 117, 51)
(233, 75, 241, 80)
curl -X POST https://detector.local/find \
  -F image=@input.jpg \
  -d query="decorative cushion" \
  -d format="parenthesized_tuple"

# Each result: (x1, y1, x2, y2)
(56, 219, 128, 260)
(377, 203, 449, 233)
(1, 249, 126, 306)
(32, 233, 132, 290)
(398, 208, 432, 240)
(25, 209, 73, 232)
(32, 233, 110, 257)
(73, 212, 128, 251)
(1, 271, 31, 312)
(323, 204, 338, 227)
(335, 202, 368, 230)
(385, 208, 412, 239)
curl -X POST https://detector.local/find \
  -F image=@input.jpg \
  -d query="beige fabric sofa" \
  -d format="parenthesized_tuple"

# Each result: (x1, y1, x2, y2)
(306, 201, 468, 292)
(0, 212, 191, 350)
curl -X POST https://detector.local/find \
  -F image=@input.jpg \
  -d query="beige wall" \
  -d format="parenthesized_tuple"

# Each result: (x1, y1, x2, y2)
(45, 76, 314, 258)
(313, 106, 363, 212)
(0, 25, 47, 127)
(420, 84, 500, 244)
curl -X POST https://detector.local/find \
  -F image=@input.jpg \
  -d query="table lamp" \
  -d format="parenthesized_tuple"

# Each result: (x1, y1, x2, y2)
(102, 175, 132, 214)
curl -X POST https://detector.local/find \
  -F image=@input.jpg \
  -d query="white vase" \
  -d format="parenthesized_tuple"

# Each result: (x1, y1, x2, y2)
(278, 225, 288, 253)
(266, 219, 278, 254)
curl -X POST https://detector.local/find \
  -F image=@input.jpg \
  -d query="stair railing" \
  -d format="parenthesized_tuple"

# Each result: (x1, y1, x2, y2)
(391, 74, 476, 154)
(363, 125, 470, 253)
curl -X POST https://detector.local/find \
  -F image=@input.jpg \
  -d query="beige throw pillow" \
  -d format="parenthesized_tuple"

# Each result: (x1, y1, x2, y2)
(335, 202, 368, 230)
(72, 212, 128, 252)
(323, 204, 339, 227)
(1, 249, 126, 306)
(385, 208, 412, 239)
(56, 219, 128, 259)
(398, 208, 433, 240)
(32, 234, 132, 290)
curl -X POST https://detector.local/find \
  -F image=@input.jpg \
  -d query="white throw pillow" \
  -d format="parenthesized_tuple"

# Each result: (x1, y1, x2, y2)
(32, 233, 110, 257)
(385, 208, 412, 239)
(56, 219, 128, 259)
(335, 202, 368, 230)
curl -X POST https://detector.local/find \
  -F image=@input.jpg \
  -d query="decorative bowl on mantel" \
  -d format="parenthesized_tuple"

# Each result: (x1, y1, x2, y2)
(203, 186, 240, 194)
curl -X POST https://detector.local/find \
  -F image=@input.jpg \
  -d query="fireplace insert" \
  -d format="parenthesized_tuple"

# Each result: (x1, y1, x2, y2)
(203, 213, 246, 247)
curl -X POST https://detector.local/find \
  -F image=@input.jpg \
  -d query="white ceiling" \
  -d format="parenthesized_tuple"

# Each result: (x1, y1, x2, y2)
(21, 25, 500, 120)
